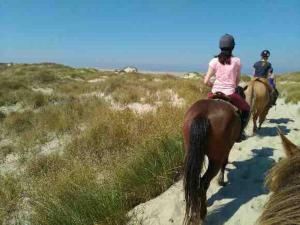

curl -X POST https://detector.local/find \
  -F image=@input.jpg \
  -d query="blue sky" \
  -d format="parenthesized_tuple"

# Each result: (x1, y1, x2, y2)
(0, 0, 299, 73)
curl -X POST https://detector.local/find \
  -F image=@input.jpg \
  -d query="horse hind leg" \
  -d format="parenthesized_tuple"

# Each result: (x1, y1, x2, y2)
(200, 159, 222, 219)
(218, 157, 228, 186)
(258, 108, 269, 129)
(252, 113, 258, 133)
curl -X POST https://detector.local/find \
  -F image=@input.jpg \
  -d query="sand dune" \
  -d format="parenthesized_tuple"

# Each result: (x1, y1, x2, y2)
(129, 98, 300, 225)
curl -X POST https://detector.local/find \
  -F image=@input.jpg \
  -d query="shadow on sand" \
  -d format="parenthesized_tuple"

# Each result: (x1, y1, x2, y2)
(268, 118, 294, 124)
(204, 148, 275, 225)
(256, 125, 290, 137)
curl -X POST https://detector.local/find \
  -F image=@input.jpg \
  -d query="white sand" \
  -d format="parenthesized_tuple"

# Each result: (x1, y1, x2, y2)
(129, 98, 300, 225)
(31, 87, 53, 95)
(0, 134, 70, 175)
(80, 89, 186, 114)
(87, 77, 107, 83)
(0, 103, 24, 114)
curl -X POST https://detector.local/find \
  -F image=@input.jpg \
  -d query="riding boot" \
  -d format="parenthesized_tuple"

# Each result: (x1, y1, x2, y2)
(237, 110, 250, 142)
(272, 89, 279, 106)
(269, 89, 279, 107)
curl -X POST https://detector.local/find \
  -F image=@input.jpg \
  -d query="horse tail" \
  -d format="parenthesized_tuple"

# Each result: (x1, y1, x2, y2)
(183, 116, 210, 225)
(246, 80, 256, 113)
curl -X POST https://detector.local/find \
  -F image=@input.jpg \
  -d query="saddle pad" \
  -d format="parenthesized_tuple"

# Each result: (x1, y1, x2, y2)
(213, 98, 239, 112)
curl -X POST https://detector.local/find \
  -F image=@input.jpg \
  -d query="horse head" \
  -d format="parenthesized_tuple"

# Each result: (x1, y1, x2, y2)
(277, 127, 300, 157)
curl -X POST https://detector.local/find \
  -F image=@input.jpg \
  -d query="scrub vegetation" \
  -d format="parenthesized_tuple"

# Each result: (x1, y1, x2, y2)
(0, 63, 207, 225)
(277, 72, 300, 103)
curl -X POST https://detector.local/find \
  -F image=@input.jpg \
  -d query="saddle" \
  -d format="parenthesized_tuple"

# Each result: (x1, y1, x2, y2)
(211, 92, 239, 112)
(252, 77, 277, 107)
(252, 77, 273, 92)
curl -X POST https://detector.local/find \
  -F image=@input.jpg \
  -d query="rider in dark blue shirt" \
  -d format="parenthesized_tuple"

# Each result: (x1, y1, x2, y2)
(253, 50, 273, 77)
(253, 50, 278, 106)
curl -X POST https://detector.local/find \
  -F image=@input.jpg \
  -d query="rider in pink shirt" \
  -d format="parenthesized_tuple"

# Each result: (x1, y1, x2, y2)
(204, 34, 250, 141)
(209, 57, 241, 95)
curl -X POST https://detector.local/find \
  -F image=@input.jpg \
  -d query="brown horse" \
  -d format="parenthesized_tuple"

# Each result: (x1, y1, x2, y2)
(182, 98, 241, 225)
(244, 78, 271, 133)
(258, 129, 300, 225)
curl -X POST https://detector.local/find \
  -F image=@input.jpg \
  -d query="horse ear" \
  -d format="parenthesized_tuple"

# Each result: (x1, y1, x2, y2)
(277, 127, 300, 157)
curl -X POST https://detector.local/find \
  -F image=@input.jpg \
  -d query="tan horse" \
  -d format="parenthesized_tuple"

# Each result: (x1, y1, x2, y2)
(244, 78, 271, 133)
(258, 129, 300, 225)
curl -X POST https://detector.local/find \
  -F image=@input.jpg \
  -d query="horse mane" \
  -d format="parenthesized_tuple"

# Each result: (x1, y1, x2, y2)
(259, 182, 300, 225)
(265, 155, 300, 192)
(258, 135, 300, 225)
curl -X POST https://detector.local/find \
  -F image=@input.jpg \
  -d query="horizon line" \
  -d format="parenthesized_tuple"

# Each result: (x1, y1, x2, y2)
(1, 60, 299, 76)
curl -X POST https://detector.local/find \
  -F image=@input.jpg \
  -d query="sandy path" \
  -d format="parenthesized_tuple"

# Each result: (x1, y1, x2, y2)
(129, 98, 300, 225)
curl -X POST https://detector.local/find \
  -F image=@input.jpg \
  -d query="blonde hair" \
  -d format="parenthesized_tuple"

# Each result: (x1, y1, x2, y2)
(261, 57, 268, 67)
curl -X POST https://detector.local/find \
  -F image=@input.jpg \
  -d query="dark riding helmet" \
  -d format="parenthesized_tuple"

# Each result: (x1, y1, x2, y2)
(219, 34, 235, 50)
(261, 50, 270, 58)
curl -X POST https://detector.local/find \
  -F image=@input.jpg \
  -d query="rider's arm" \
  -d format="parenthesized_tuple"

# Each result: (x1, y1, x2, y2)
(270, 73, 276, 86)
(204, 66, 214, 87)
(267, 64, 273, 78)
(235, 58, 242, 85)
(236, 66, 241, 85)
(253, 62, 257, 76)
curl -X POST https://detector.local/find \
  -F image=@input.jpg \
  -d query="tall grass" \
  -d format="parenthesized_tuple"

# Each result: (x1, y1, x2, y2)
(30, 164, 128, 225)
(0, 174, 22, 224)
(28, 136, 183, 225)
(26, 105, 187, 225)
(277, 72, 300, 103)
(0, 63, 206, 225)
(117, 136, 184, 205)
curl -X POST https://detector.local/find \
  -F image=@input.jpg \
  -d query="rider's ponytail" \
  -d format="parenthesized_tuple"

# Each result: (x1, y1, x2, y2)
(261, 58, 268, 67)
(217, 48, 233, 65)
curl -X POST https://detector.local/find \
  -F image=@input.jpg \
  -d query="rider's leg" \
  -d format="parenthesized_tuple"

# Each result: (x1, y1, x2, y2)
(229, 93, 250, 141)
(268, 78, 278, 106)
(271, 88, 279, 106)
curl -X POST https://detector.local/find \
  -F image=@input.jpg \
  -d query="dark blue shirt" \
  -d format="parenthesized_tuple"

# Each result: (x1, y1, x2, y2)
(253, 61, 273, 78)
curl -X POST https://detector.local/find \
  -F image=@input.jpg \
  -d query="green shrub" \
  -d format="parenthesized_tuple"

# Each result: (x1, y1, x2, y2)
(0, 111, 6, 120)
(0, 145, 14, 162)
(277, 73, 300, 103)
(0, 174, 22, 224)
(30, 164, 127, 225)
(26, 153, 68, 177)
(4, 111, 34, 134)
(117, 136, 184, 205)
(0, 80, 27, 90)
(28, 93, 49, 109)
(66, 109, 138, 161)
(36, 70, 58, 84)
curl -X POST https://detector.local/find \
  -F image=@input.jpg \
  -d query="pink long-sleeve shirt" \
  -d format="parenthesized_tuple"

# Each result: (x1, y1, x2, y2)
(209, 57, 241, 95)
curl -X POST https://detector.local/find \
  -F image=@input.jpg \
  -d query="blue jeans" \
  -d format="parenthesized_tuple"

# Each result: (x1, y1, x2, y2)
(268, 78, 276, 89)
